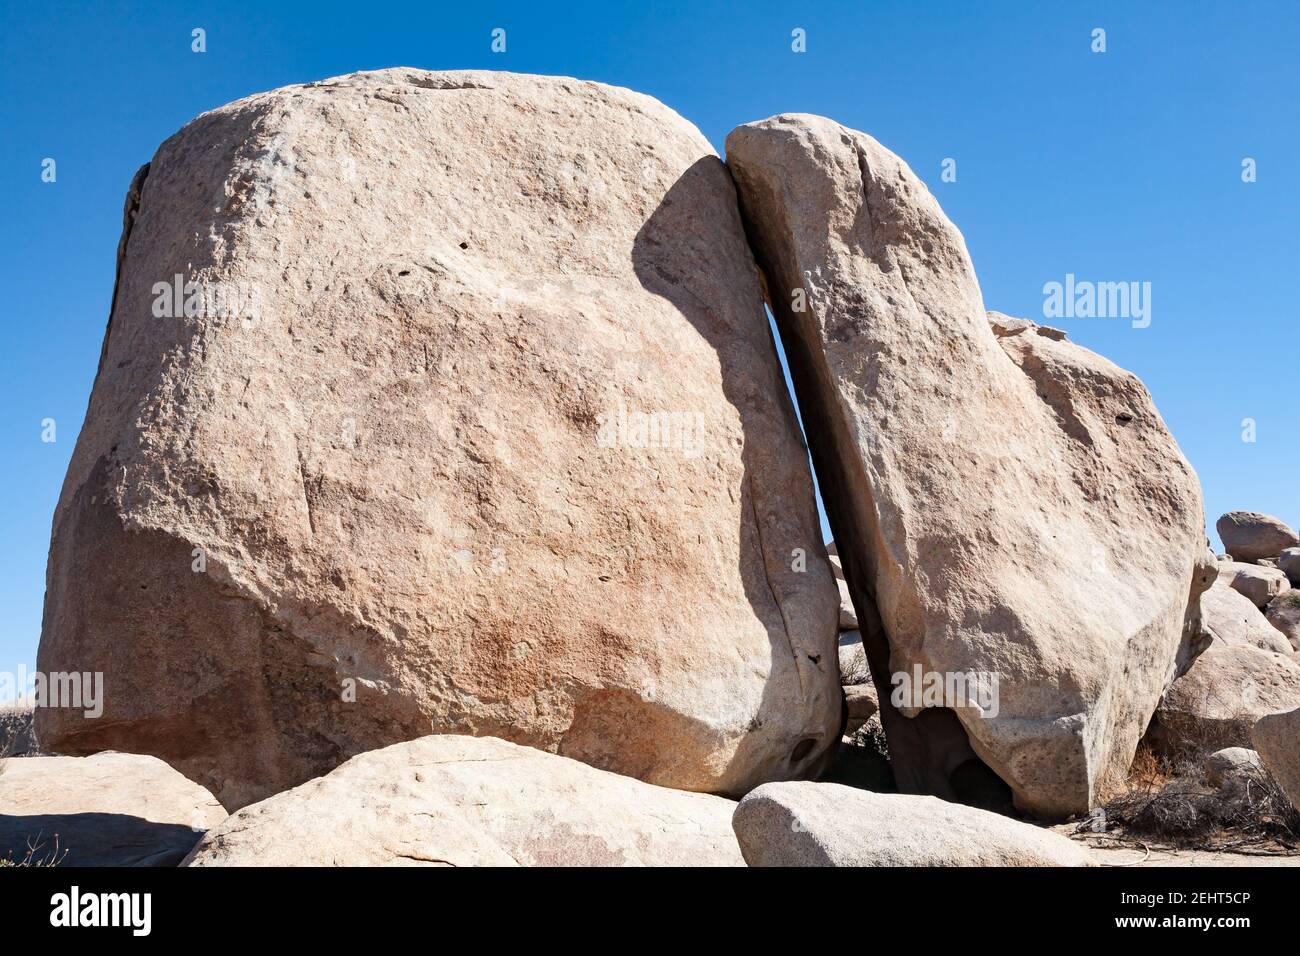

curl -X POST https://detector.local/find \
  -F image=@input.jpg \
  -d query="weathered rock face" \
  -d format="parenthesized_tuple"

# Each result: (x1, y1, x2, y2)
(725, 114, 1205, 816)
(37, 70, 840, 810)
(184, 735, 744, 866)
(732, 781, 1092, 866)
(0, 752, 224, 866)
(1264, 590, 1300, 652)
(1216, 511, 1299, 563)
(1218, 561, 1289, 608)
(1252, 707, 1300, 812)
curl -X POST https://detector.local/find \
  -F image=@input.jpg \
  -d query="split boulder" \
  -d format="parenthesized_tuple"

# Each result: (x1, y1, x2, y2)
(726, 114, 1205, 816)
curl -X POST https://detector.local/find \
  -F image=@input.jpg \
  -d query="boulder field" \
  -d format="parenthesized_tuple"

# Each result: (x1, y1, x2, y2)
(30, 70, 1300, 855)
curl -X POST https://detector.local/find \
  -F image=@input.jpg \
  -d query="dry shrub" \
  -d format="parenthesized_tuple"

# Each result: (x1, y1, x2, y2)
(1097, 739, 1300, 849)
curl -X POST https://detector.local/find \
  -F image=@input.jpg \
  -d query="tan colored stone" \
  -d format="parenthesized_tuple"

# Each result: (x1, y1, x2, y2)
(1201, 582, 1293, 655)
(825, 541, 858, 628)
(732, 781, 1092, 866)
(1265, 590, 1300, 652)
(1278, 548, 1300, 586)
(844, 683, 879, 734)
(184, 735, 743, 866)
(37, 70, 840, 810)
(1156, 638, 1300, 754)
(1203, 746, 1264, 791)
(1218, 561, 1288, 608)
(0, 752, 224, 866)
(1252, 707, 1300, 812)
(1216, 511, 1299, 563)
(726, 114, 1205, 816)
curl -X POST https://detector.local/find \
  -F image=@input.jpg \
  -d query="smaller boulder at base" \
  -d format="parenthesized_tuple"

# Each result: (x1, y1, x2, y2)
(732, 781, 1092, 866)
(0, 752, 225, 866)
(184, 735, 744, 866)
(1204, 747, 1265, 791)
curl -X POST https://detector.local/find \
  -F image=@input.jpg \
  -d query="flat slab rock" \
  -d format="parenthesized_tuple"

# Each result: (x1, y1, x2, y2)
(37, 68, 839, 809)
(184, 735, 744, 866)
(0, 752, 225, 866)
(733, 781, 1092, 866)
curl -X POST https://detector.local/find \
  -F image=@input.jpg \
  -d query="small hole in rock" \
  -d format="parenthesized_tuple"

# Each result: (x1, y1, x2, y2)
(397, 270, 410, 277)
(459, 241, 469, 250)
(1116, 412, 1134, 425)
(790, 737, 818, 765)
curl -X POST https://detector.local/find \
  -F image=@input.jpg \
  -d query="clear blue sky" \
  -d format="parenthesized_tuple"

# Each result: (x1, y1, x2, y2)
(3, 1, 1298, 681)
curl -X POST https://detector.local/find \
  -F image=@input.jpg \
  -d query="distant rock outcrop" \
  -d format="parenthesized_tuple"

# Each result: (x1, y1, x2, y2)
(1216, 511, 1299, 563)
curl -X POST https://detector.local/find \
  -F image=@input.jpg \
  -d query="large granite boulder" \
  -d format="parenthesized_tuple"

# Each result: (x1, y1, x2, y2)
(37, 70, 840, 810)
(0, 752, 224, 866)
(725, 114, 1205, 816)
(184, 735, 743, 866)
